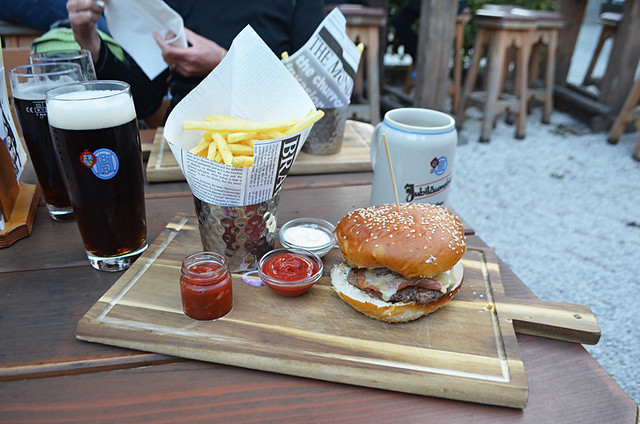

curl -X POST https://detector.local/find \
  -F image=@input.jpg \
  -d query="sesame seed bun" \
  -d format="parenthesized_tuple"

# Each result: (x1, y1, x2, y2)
(334, 203, 466, 279)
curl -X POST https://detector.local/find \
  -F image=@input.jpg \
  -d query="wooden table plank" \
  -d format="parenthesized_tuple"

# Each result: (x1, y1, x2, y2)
(0, 336, 636, 423)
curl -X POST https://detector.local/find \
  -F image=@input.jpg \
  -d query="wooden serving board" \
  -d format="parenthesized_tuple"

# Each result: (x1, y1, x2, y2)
(77, 215, 600, 409)
(146, 120, 373, 182)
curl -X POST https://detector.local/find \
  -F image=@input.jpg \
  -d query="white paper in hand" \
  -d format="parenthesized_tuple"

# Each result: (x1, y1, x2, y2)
(104, 0, 187, 80)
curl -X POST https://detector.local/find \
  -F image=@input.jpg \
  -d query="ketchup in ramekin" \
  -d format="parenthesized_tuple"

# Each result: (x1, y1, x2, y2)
(257, 248, 323, 296)
(180, 252, 233, 320)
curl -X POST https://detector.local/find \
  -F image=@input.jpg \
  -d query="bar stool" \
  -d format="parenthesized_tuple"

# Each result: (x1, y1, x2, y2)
(582, 12, 622, 88)
(325, 4, 386, 124)
(607, 73, 640, 161)
(456, 8, 537, 142)
(522, 9, 564, 124)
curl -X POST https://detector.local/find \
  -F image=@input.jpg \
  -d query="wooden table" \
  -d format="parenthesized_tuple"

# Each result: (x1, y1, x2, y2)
(0, 20, 43, 48)
(1, 143, 637, 422)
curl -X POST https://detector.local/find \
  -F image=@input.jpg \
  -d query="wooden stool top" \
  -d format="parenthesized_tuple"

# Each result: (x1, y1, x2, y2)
(512, 9, 564, 29)
(599, 12, 622, 28)
(475, 7, 538, 30)
(475, 6, 563, 30)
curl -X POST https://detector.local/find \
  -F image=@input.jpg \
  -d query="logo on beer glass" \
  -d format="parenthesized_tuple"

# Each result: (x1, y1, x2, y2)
(78, 148, 119, 180)
(80, 149, 96, 168)
(430, 156, 448, 176)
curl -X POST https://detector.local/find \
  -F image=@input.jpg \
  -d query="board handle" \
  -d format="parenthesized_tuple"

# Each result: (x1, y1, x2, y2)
(496, 298, 601, 345)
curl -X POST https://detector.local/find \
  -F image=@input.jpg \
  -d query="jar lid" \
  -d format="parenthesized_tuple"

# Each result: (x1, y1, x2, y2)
(279, 217, 335, 258)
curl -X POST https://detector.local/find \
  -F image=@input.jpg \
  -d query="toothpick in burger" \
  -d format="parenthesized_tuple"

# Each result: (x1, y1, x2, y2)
(330, 203, 466, 323)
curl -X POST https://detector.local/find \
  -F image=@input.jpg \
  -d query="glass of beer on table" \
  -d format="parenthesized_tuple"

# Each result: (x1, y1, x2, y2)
(9, 63, 84, 221)
(30, 49, 97, 81)
(46, 81, 147, 272)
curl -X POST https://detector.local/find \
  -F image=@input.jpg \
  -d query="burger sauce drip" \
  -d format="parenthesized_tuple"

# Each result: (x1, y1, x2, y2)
(262, 253, 318, 282)
(180, 252, 233, 320)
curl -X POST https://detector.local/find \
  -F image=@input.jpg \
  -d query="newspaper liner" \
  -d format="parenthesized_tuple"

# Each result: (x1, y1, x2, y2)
(164, 26, 316, 207)
(282, 7, 361, 109)
(283, 8, 361, 155)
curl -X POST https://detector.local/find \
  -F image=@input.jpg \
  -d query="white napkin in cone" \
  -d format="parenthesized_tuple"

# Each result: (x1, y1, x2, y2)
(164, 26, 317, 207)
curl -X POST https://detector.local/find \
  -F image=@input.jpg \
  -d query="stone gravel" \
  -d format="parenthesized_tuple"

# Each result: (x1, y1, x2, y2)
(449, 106, 640, 405)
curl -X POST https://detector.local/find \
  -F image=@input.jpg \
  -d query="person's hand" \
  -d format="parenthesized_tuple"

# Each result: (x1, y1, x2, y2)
(153, 28, 227, 77)
(67, 0, 105, 62)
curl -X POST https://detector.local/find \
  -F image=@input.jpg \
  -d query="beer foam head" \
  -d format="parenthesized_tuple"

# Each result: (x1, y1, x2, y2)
(47, 90, 136, 130)
(13, 75, 80, 101)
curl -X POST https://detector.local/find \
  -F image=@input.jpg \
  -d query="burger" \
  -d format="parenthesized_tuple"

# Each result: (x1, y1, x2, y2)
(330, 203, 466, 323)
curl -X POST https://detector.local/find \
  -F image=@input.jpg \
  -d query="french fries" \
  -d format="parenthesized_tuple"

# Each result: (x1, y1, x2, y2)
(184, 110, 324, 167)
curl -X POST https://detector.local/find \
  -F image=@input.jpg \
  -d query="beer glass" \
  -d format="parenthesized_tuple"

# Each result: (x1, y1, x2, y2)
(9, 63, 84, 221)
(30, 49, 97, 81)
(46, 81, 147, 272)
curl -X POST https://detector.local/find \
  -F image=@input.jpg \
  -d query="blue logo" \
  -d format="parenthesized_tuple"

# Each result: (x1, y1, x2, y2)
(91, 148, 119, 180)
(430, 156, 448, 176)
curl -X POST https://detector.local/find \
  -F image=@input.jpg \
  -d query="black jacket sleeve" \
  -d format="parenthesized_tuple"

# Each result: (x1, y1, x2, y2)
(94, 39, 170, 119)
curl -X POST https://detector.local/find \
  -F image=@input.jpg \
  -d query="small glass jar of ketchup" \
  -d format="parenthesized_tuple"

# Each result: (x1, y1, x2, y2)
(180, 252, 233, 320)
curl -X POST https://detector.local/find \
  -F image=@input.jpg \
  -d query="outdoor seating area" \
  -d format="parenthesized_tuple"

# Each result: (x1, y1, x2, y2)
(1, 0, 639, 421)
(455, 6, 562, 142)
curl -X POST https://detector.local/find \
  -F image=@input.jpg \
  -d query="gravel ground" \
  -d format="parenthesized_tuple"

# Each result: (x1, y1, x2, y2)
(449, 106, 640, 406)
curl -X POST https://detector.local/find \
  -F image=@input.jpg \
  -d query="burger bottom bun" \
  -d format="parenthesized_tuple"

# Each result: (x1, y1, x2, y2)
(330, 262, 464, 323)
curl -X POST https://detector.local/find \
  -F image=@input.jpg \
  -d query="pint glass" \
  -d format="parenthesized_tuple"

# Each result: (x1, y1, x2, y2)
(46, 81, 147, 271)
(30, 49, 97, 81)
(9, 63, 84, 221)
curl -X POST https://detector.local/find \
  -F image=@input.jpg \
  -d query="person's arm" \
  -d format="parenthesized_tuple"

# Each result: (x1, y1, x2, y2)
(67, 0, 103, 60)
(67, 0, 168, 119)
(153, 28, 227, 78)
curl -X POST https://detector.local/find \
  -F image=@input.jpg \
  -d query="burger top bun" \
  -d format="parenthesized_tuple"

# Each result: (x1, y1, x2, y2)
(334, 203, 466, 279)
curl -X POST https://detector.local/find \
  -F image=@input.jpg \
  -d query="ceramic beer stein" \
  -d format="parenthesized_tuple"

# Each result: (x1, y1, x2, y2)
(370, 108, 457, 207)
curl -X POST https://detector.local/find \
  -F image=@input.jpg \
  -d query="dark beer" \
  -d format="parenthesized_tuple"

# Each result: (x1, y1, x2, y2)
(10, 63, 82, 221)
(13, 96, 71, 211)
(47, 86, 147, 263)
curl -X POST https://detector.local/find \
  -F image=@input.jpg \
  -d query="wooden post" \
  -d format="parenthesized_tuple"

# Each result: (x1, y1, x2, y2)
(598, 0, 640, 115)
(413, 0, 457, 111)
(553, 0, 587, 87)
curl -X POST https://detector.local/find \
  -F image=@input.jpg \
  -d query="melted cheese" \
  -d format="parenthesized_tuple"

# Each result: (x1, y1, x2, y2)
(432, 270, 454, 291)
(361, 270, 406, 301)
(360, 268, 455, 301)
